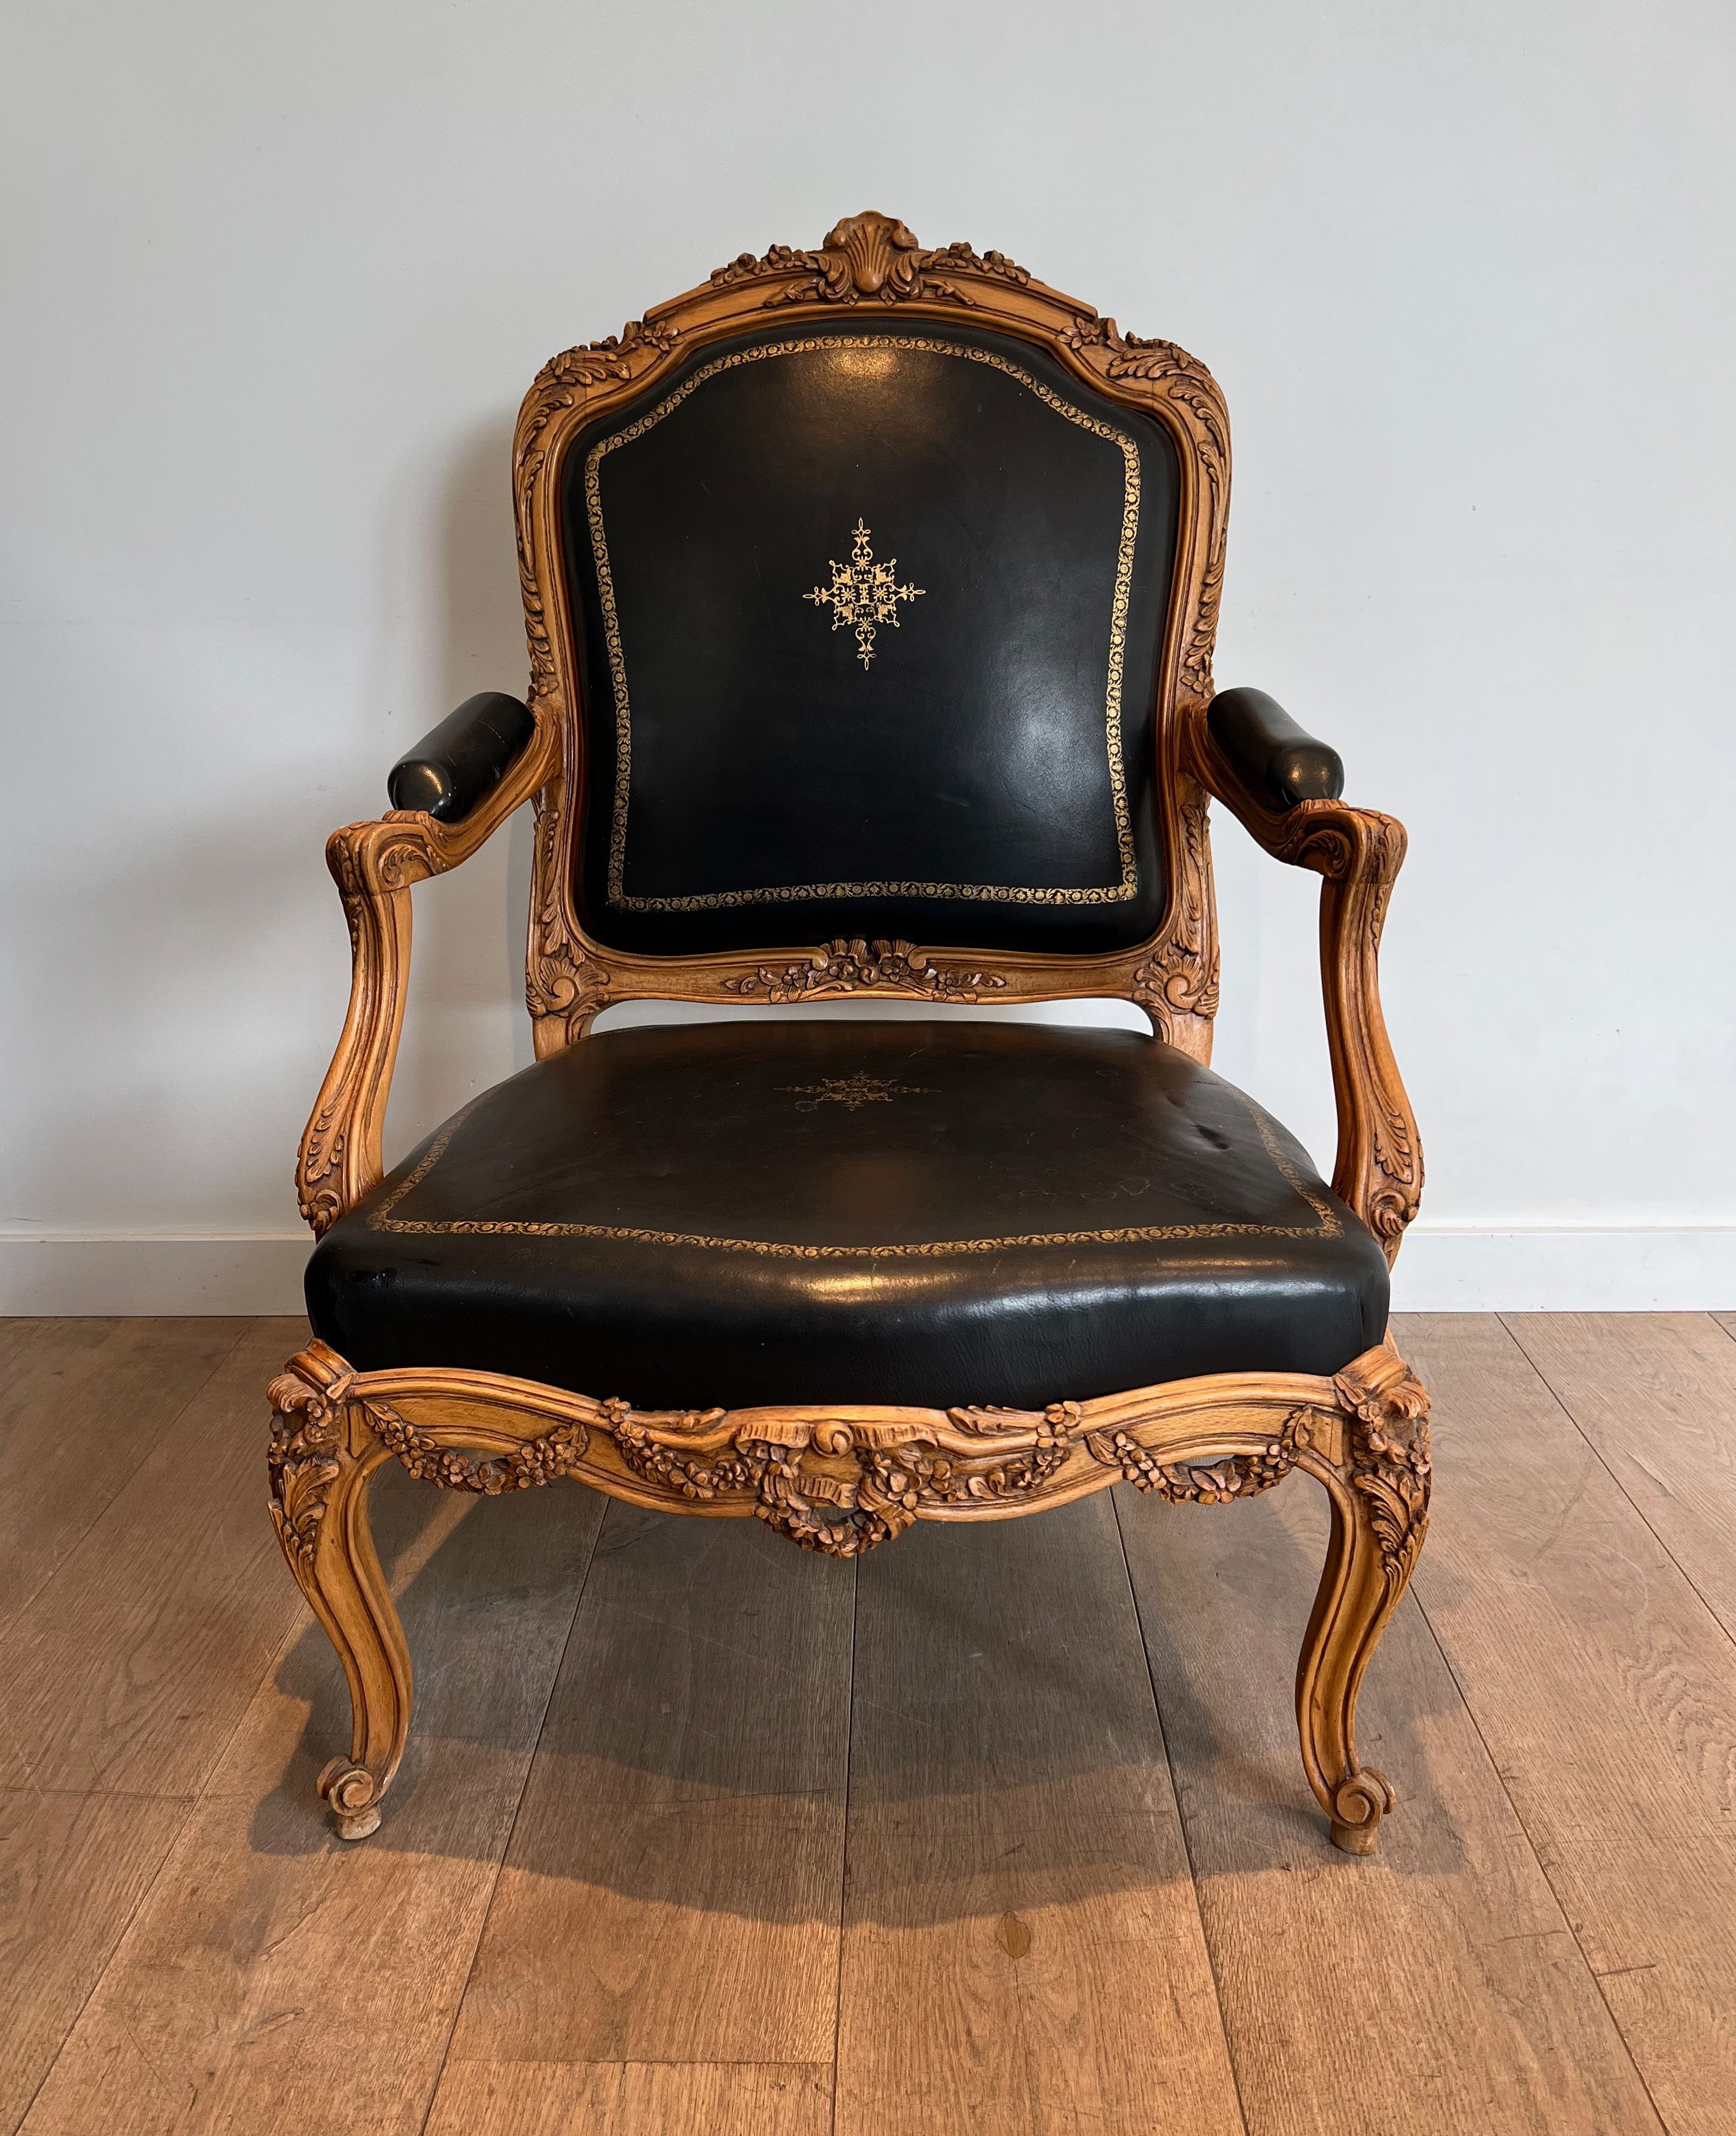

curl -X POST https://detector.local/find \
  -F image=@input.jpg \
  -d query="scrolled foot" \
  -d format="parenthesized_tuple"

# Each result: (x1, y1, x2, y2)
(319, 1756, 387, 1842)
(1328, 1767, 1394, 1854)
(1293, 1346, 1428, 1855)
(270, 1352, 412, 1844)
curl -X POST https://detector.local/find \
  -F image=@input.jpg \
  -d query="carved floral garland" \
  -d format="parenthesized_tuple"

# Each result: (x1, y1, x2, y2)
(719, 938, 1008, 1005)
(363, 1400, 589, 1495)
(1086, 1406, 1317, 1503)
(607, 1400, 1083, 1558)
(271, 1341, 1431, 1570)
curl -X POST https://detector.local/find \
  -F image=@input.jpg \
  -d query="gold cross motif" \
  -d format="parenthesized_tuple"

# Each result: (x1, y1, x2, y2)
(803, 519, 925, 669)
(781, 1072, 932, 1113)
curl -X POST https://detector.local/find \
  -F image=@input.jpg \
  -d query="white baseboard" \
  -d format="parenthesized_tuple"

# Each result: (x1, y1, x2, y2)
(1, 1227, 1732, 1317)
(1389, 1226, 1736, 1312)
(0, 1236, 311, 1315)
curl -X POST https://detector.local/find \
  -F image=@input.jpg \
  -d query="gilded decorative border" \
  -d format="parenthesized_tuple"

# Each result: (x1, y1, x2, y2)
(582, 333, 1142, 912)
(366, 1086, 1341, 1253)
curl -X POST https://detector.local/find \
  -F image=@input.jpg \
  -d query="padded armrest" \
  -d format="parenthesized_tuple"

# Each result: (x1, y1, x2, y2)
(387, 692, 536, 822)
(1208, 688, 1344, 810)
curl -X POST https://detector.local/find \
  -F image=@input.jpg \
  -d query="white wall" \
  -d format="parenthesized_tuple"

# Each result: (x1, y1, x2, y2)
(3, 0, 1732, 1312)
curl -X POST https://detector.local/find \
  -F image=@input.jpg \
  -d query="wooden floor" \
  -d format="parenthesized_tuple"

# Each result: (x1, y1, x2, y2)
(3, 1314, 1735, 2133)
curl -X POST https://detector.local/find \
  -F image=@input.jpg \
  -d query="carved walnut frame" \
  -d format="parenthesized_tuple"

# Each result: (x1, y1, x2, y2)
(279, 214, 1428, 1855)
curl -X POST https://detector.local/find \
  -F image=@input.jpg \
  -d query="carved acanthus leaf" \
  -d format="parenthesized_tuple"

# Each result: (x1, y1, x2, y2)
(710, 211, 1032, 310)
(1334, 1354, 1432, 1588)
(1062, 314, 1209, 386)
(267, 1366, 354, 1572)
(297, 1097, 349, 1236)
(515, 321, 680, 704)
(1062, 316, 1229, 698)
(720, 937, 1008, 1005)
(1132, 776, 1220, 1035)
(1270, 804, 1423, 1248)
(531, 318, 681, 396)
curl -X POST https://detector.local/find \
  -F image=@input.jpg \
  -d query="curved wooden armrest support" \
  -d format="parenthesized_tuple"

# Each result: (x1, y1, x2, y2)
(1187, 713, 1422, 1262)
(296, 715, 558, 1235)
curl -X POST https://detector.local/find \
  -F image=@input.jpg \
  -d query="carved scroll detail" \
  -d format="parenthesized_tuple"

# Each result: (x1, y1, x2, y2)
(1132, 773, 1221, 1040)
(1187, 701, 1424, 1262)
(1062, 315, 1229, 701)
(267, 1348, 409, 1841)
(503, 215, 1232, 1045)
(525, 782, 613, 1038)
(516, 321, 680, 706)
(295, 827, 415, 1235)
(719, 938, 1009, 1005)
(710, 210, 1031, 309)
(294, 725, 555, 1236)
(1278, 805, 1424, 1256)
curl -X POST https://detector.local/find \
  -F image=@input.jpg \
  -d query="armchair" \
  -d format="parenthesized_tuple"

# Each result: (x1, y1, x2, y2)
(270, 213, 1428, 1854)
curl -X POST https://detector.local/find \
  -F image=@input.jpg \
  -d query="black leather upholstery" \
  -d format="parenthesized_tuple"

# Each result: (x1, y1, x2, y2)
(560, 322, 1179, 958)
(307, 1022, 1387, 1411)
(1208, 688, 1343, 808)
(387, 692, 535, 822)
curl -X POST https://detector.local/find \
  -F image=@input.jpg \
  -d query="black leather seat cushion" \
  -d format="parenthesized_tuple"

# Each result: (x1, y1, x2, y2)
(306, 1022, 1388, 1411)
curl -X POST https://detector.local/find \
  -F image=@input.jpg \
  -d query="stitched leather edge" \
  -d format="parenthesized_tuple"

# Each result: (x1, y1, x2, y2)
(582, 333, 1143, 912)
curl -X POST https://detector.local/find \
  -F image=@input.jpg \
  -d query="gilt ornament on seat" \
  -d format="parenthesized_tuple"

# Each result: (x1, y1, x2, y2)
(781, 1071, 931, 1111)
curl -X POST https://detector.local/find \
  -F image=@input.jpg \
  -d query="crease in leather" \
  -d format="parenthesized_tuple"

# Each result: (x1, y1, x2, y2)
(306, 1023, 1388, 1411)
(366, 1083, 1340, 1253)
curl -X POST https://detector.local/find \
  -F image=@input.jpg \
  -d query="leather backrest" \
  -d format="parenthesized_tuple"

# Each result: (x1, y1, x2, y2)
(560, 319, 1179, 956)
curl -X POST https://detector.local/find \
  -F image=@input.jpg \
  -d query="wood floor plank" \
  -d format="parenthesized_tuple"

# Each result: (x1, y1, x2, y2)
(1714, 1313, 1736, 1342)
(1399, 1311, 1736, 2136)
(836, 1495, 1244, 2136)
(17, 1465, 606, 2136)
(1118, 1455, 1665, 2135)
(11, 1311, 1733, 2134)
(0, 1317, 242, 1626)
(1504, 1311, 1736, 1640)
(447, 1502, 853, 2069)
(0, 1319, 117, 1387)
(0, 1319, 308, 1797)
(424, 2058, 831, 2135)
(0, 1788, 193, 2134)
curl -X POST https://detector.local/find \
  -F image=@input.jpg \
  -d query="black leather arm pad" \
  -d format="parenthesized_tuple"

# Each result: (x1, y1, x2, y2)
(387, 692, 536, 822)
(1208, 687, 1344, 809)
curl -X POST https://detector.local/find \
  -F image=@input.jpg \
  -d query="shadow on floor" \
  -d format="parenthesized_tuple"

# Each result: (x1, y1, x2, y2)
(252, 1450, 1466, 1915)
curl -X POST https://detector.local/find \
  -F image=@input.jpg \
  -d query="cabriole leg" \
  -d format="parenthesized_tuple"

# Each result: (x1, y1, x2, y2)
(268, 1359, 411, 1840)
(1296, 1350, 1431, 1854)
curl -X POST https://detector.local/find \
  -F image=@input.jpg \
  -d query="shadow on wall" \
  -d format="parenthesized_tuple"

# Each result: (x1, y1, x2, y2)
(384, 411, 540, 1164)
